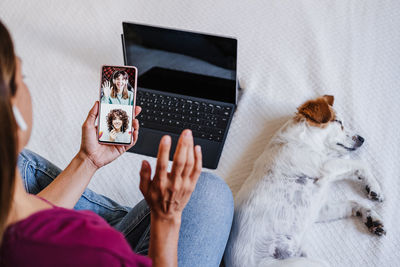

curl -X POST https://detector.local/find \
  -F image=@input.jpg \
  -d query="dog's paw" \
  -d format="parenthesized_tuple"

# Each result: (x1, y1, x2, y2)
(355, 169, 384, 202)
(365, 185, 384, 202)
(360, 209, 386, 236)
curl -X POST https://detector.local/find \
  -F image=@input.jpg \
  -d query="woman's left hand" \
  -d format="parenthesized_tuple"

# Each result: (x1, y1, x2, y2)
(78, 101, 141, 169)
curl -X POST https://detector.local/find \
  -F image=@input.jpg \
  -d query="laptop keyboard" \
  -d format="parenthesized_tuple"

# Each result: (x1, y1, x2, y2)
(136, 90, 233, 142)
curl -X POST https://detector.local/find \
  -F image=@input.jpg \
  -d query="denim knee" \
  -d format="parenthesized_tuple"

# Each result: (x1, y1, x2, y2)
(18, 149, 61, 177)
(191, 172, 234, 221)
(18, 149, 62, 194)
(178, 172, 234, 266)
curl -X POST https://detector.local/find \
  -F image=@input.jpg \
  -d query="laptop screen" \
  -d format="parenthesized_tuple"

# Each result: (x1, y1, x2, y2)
(122, 22, 237, 104)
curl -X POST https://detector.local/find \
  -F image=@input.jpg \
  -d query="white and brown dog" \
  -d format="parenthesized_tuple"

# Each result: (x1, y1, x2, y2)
(225, 95, 385, 267)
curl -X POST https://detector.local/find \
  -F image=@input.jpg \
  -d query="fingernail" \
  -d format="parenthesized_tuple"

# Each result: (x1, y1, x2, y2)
(184, 130, 192, 137)
(163, 136, 171, 144)
(195, 145, 201, 152)
(141, 161, 148, 169)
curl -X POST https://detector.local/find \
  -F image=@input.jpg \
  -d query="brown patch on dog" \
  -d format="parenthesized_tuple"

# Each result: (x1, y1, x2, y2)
(294, 95, 336, 127)
(322, 95, 334, 106)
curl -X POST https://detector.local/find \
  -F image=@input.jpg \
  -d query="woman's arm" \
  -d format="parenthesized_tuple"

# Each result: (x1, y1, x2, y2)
(37, 151, 97, 208)
(139, 130, 202, 267)
(149, 215, 181, 267)
(38, 102, 141, 209)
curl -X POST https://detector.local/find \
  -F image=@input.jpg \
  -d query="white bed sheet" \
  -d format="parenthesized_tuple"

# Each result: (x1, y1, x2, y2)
(1, 1, 399, 266)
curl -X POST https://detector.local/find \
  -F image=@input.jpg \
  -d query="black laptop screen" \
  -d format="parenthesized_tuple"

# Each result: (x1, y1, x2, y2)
(122, 22, 237, 104)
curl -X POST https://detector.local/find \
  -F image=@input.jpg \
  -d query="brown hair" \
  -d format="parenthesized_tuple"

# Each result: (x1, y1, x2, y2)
(110, 71, 129, 99)
(0, 21, 18, 243)
(106, 109, 129, 133)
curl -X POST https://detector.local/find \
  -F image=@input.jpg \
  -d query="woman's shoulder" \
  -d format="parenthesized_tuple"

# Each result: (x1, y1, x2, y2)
(4, 208, 111, 242)
(1, 207, 151, 266)
(100, 131, 110, 141)
(128, 90, 135, 104)
(119, 131, 131, 142)
(101, 95, 112, 104)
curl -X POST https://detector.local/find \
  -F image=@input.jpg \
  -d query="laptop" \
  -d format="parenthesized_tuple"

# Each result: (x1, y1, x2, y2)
(122, 22, 238, 169)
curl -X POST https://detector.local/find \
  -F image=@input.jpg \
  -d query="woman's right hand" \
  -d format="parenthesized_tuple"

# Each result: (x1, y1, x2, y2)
(140, 129, 202, 267)
(139, 129, 202, 222)
(109, 129, 117, 141)
(102, 80, 111, 98)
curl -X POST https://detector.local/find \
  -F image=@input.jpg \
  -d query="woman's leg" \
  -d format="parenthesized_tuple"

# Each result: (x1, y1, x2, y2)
(178, 172, 234, 266)
(19, 149, 235, 265)
(114, 172, 234, 266)
(17, 149, 131, 225)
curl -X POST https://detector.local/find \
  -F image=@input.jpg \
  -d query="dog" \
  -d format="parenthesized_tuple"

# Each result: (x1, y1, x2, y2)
(224, 95, 385, 267)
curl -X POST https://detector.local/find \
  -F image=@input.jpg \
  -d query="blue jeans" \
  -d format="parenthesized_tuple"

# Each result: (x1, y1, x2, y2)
(17, 149, 234, 267)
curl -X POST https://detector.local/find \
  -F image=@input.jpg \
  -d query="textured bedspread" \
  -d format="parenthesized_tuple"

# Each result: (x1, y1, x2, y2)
(1, 1, 399, 266)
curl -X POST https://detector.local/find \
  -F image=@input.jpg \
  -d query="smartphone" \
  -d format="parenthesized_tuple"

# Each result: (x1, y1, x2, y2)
(98, 65, 137, 145)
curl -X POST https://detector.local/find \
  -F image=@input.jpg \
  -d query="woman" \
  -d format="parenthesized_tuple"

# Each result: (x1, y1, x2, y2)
(101, 70, 135, 105)
(0, 21, 234, 266)
(104, 108, 131, 143)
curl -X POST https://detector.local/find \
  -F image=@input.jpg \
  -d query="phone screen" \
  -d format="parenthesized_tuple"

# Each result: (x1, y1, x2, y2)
(98, 65, 137, 145)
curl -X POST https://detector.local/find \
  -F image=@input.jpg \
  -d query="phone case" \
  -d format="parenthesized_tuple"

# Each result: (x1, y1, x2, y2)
(97, 65, 138, 145)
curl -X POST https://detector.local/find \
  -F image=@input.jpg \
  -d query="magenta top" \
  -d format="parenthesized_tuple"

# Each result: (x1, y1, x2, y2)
(0, 199, 152, 267)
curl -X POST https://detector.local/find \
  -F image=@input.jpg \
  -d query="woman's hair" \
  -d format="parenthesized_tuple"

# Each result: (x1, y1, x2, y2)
(0, 21, 18, 243)
(106, 109, 129, 133)
(110, 71, 129, 99)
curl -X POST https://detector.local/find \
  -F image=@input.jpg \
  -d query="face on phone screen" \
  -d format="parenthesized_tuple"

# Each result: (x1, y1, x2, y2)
(98, 65, 137, 145)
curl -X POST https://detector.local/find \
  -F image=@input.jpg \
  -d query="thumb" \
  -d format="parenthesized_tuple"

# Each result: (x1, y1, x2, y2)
(84, 101, 99, 127)
(139, 160, 151, 195)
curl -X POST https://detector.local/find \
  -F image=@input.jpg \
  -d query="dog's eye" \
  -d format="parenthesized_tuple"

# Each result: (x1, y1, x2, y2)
(334, 120, 343, 125)
(334, 120, 344, 130)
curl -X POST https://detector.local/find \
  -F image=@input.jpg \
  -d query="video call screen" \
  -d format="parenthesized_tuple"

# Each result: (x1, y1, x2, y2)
(98, 65, 137, 145)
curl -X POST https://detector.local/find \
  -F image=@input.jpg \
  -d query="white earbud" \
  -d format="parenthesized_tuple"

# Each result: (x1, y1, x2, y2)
(12, 105, 27, 131)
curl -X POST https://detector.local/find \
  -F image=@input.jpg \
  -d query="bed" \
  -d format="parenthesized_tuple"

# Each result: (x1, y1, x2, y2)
(1, 0, 399, 266)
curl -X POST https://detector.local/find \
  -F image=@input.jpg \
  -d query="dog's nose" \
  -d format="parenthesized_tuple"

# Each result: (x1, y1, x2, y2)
(353, 135, 365, 147)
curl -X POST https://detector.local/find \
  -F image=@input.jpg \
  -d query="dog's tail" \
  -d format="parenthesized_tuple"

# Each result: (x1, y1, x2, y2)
(258, 257, 330, 267)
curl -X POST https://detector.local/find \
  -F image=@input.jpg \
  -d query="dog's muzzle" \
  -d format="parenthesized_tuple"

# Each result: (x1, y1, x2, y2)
(353, 135, 365, 148)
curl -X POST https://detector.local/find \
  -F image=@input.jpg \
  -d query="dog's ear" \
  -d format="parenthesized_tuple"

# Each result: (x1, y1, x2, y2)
(296, 97, 335, 126)
(323, 95, 334, 106)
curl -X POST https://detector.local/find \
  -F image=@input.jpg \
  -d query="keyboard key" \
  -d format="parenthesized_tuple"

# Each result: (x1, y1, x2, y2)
(216, 118, 228, 129)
